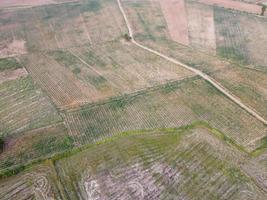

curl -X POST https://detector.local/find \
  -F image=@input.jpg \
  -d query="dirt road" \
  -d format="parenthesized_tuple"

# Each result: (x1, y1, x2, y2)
(117, 0, 267, 126)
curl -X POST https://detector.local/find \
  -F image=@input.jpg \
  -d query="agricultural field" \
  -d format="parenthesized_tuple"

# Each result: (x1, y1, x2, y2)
(0, 75, 62, 136)
(63, 77, 266, 150)
(0, 0, 267, 199)
(1, 126, 267, 199)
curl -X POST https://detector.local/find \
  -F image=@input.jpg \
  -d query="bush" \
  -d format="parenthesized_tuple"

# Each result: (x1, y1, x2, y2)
(0, 137, 4, 152)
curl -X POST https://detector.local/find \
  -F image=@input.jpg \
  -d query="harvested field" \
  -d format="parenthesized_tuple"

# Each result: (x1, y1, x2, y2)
(197, 0, 264, 15)
(54, 127, 266, 199)
(21, 54, 99, 108)
(0, 123, 71, 170)
(0, 76, 62, 136)
(63, 77, 266, 150)
(159, 0, 189, 45)
(0, 164, 62, 199)
(186, 1, 216, 54)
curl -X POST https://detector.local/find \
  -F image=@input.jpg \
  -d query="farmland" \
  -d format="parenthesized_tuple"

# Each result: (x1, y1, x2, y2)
(1, 126, 267, 199)
(0, 0, 267, 198)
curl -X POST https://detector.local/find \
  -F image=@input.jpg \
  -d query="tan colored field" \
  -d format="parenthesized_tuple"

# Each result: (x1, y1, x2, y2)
(0, 0, 78, 8)
(186, 1, 216, 54)
(0, 67, 28, 84)
(21, 54, 99, 109)
(0, 39, 27, 59)
(197, 0, 264, 15)
(159, 0, 189, 45)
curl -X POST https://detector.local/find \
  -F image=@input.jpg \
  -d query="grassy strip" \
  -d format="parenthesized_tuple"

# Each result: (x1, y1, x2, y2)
(0, 121, 248, 178)
(251, 136, 267, 156)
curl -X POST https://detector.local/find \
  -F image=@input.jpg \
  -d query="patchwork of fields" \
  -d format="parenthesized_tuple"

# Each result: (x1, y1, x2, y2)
(0, 0, 267, 199)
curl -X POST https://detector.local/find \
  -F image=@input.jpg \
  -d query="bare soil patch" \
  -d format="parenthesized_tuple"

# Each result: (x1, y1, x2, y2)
(0, 39, 27, 59)
(197, 0, 264, 15)
(186, 1, 216, 54)
(159, 0, 189, 45)
(0, 67, 28, 84)
(0, 0, 77, 8)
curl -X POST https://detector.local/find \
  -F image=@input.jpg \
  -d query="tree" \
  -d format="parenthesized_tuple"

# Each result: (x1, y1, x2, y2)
(123, 33, 132, 41)
(261, 5, 266, 16)
(0, 137, 4, 153)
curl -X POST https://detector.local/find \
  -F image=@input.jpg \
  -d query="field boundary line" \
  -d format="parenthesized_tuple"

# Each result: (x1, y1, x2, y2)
(63, 75, 199, 113)
(116, 0, 267, 126)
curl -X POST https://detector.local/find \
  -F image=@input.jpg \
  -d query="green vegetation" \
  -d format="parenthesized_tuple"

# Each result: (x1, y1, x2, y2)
(0, 137, 4, 153)
(217, 47, 248, 64)
(86, 75, 107, 88)
(0, 58, 22, 71)
(33, 136, 74, 155)
(123, 33, 132, 41)
(50, 50, 77, 67)
(81, 0, 101, 13)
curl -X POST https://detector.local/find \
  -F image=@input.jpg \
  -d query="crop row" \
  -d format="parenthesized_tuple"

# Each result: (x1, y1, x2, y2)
(0, 76, 61, 136)
(63, 78, 266, 150)
(54, 128, 263, 199)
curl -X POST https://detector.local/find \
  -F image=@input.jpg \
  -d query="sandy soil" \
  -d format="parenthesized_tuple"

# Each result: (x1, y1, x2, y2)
(197, 0, 264, 15)
(159, 0, 189, 45)
(0, 67, 28, 84)
(0, 39, 27, 59)
(186, 1, 217, 54)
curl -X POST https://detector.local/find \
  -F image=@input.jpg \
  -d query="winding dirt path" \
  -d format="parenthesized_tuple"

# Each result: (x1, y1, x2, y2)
(117, 0, 267, 126)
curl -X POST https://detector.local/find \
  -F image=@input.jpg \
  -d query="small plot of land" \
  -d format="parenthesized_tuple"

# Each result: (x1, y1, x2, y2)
(0, 123, 71, 170)
(54, 127, 266, 199)
(0, 57, 28, 84)
(0, 68, 28, 84)
(186, 1, 217, 54)
(159, 0, 189, 45)
(0, 39, 27, 59)
(21, 53, 98, 108)
(197, 0, 264, 15)
(63, 77, 266, 150)
(0, 76, 62, 136)
(238, 14, 267, 69)
(214, 7, 249, 65)
(0, 164, 62, 200)
(123, 0, 170, 42)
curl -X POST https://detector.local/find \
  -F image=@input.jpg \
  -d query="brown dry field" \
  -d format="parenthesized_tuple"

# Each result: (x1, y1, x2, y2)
(0, 0, 78, 8)
(20, 54, 99, 109)
(0, 39, 27, 59)
(238, 14, 267, 67)
(0, 67, 28, 84)
(186, 1, 216, 54)
(197, 0, 265, 15)
(159, 0, 189, 45)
